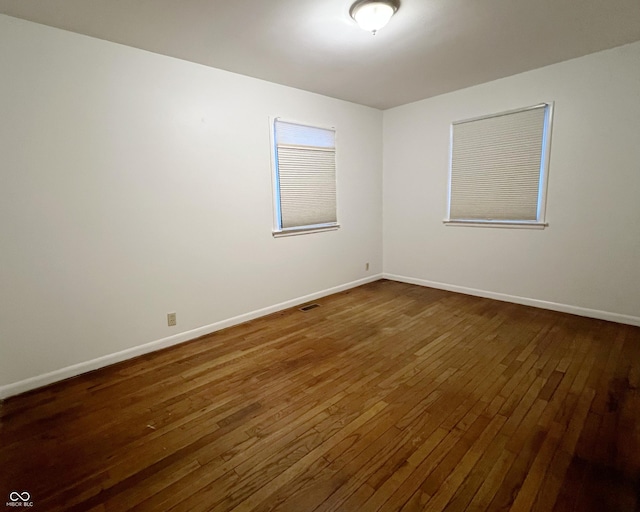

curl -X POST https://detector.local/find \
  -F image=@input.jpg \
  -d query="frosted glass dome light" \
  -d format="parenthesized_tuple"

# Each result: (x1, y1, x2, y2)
(350, 0, 399, 35)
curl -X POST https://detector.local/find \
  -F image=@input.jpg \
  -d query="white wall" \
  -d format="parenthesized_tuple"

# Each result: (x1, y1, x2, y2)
(0, 15, 383, 396)
(383, 41, 640, 325)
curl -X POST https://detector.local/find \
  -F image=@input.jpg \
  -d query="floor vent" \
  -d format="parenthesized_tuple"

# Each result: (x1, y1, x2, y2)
(299, 303, 320, 312)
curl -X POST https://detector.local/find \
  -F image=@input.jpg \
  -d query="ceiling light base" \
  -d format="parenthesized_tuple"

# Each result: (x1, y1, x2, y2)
(350, 0, 400, 35)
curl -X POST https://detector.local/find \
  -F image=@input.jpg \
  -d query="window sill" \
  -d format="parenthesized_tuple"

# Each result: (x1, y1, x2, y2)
(443, 220, 548, 229)
(273, 224, 340, 238)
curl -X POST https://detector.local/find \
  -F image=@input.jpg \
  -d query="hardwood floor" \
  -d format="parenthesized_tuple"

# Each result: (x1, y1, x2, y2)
(1, 279, 639, 511)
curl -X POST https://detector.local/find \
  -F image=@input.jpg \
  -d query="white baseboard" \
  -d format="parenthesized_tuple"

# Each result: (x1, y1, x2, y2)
(0, 274, 383, 400)
(383, 273, 640, 327)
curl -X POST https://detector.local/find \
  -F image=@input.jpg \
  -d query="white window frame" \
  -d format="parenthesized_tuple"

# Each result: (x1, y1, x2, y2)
(444, 103, 554, 229)
(270, 117, 340, 237)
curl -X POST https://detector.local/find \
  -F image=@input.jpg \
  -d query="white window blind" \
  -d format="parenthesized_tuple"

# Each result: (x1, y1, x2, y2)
(448, 104, 552, 225)
(274, 119, 337, 233)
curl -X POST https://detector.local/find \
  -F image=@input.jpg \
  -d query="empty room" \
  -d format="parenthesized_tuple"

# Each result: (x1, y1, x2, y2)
(1, 0, 639, 510)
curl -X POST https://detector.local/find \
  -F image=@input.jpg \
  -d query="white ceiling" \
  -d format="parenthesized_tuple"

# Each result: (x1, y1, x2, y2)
(2, 0, 640, 109)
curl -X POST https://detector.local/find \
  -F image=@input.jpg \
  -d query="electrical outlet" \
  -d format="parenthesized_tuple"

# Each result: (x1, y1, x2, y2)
(167, 312, 177, 327)
(365, 262, 370, 271)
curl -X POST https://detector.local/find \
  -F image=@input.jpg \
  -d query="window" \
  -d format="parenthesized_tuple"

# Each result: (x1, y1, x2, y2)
(445, 103, 553, 228)
(271, 119, 338, 236)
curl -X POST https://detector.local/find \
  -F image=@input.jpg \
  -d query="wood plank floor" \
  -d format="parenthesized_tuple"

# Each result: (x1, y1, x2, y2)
(1, 280, 639, 511)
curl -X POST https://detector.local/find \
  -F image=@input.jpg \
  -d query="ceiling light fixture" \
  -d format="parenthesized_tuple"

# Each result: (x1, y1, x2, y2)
(350, 0, 400, 35)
